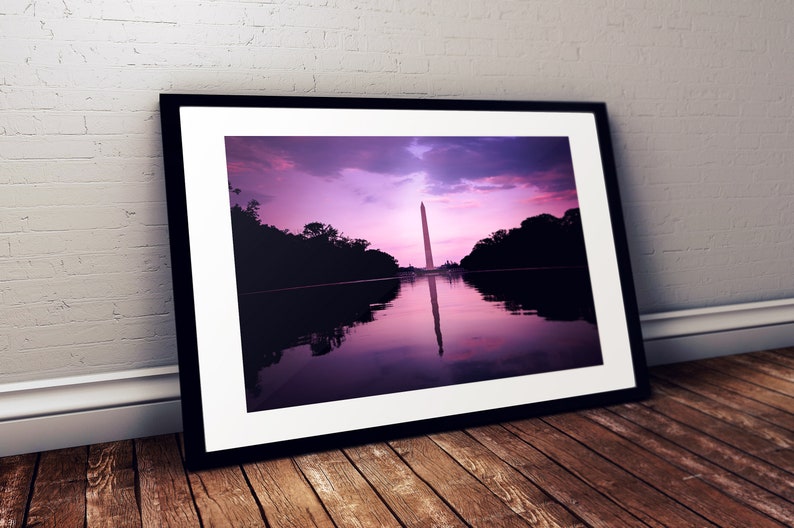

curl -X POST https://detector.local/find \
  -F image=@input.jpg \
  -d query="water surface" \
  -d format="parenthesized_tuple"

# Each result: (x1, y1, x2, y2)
(240, 268, 601, 412)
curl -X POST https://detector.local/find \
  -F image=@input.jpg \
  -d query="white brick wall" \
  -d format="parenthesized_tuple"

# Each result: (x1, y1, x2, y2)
(1, 0, 792, 383)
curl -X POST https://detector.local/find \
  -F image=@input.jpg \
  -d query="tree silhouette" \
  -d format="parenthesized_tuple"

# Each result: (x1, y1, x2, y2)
(228, 201, 399, 293)
(460, 208, 587, 270)
(302, 222, 339, 243)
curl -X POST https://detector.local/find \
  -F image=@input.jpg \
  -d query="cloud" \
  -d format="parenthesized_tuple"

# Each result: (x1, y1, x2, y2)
(226, 136, 419, 181)
(520, 187, 580, 206)
(444, 200, 481, 210)
(415, 137, 575, 195)
(225, 136, 577, 199)
(224, 137, 295, 177)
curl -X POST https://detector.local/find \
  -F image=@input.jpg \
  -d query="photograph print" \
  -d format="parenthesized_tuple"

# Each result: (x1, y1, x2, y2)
(225, 135, 603, 414)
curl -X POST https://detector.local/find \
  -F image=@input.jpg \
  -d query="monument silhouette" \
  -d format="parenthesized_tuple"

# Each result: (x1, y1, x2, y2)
(420, 202, 443, 355)
(420, 201, 435, 270)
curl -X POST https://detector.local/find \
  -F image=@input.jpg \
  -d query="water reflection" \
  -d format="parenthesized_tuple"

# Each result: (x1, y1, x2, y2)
(239, 279, 401, 394)
(428, 275, 443, 355)
(240, 268, 602, 413)
(463, 267, 596, 323)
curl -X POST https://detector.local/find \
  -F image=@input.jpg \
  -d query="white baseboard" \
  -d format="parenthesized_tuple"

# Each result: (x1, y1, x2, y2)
(0, 366, 182, 457)
(1, 299, 792, 457)
(640, 298, 794, 366)
(0, 400, 182, 458)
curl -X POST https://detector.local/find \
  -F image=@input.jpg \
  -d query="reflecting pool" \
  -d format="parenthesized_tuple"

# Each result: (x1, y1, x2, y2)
(240, 268, 602, 412)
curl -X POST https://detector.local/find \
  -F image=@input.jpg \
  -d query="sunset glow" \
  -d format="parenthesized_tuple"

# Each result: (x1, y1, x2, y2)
(225, 136, 579, 267)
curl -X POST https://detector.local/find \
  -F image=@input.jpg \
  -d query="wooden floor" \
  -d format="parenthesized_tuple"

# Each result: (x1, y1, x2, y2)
(1, 349, 792, 527)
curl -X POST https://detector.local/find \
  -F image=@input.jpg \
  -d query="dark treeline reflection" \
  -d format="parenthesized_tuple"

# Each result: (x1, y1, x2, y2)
(240, 279, 400, 399)
(463, 267, 597, 324)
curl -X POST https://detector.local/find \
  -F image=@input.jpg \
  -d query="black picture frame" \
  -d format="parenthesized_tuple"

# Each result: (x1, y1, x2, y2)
(160, 94, 649, 469)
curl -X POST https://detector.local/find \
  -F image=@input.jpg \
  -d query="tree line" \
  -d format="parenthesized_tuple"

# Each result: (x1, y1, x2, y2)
(460, 208, 587, 270)
(230, 199, 399, 293)
(229, 190, 586, 292)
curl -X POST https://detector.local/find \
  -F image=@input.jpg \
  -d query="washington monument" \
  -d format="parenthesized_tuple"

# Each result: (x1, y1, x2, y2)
(420, 202, 435, 270)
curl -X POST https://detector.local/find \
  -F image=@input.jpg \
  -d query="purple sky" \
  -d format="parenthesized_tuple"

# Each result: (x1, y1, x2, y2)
(226, 136, 579, 267)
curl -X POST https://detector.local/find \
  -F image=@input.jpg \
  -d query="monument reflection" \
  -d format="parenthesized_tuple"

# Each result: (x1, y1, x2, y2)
(428, 275, 444, 356)
(242, 268, 600, 412)
(240, 202, 601, 412)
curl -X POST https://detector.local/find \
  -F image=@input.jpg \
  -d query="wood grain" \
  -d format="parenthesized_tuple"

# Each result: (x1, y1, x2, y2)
(187, 463, 264, 527)
(682, 362, 793, 412)
(25, 447, 87, 528)
(136, 434, 200, 526)
(344, 442, 467, 527)
(86, 441, 140, 528)
(466, 424, 648, 528)
(0, 350, 792, 527)
(640, 392, 794, 471)
(429, 429, 585, 527)
(726, 349, 794, 382)
(390, 435, 533, 527)
(609, 401, 794, 501)
(585, 407, 794, 526)
(243, 456, 334, 528)
(705, 356, 794, 397)
(753, 348, 794, 370)
(294, 449, 401, 527)
(652, 364, 794, 431)
(651, 377, 793, 448)
(507, 417, 716, 527)
(0, 453, 37, 528)
(543, 412, 785, 528)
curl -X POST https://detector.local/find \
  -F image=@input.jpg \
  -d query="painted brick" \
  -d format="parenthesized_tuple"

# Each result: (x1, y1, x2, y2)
(83, 112, 159, 135)
(398, 57, 429, 74)
(0, 258, 58, 282)
(0, 136, 99, 160)
(1, 0, 792, 383)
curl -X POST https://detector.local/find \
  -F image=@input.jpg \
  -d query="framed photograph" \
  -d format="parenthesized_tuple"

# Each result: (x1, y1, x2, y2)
(160, 94, 649, 469)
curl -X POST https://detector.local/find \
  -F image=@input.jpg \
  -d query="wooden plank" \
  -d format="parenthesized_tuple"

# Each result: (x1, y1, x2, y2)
(187, 464, 264, 527)
(609, 402, 794, 502)
(506, 418, 717, 527)
(745, 348, 794, 370)
(715, 353, 794, 388)
(467, 424, 649, 527)
(585, 407, 794, 526)
(136, 434, 201, 527)
(294, 449, 401, 528)
(776, 346, 794, 357)
(652, 365, 794, 431)
(25, 446, 87, 528)
(86, 441, 140, 528)
(344, 442, 467, 528)
(777, 346, 794, 359)
(177, 433, 263, 526)
(428, 430, 585, 527)
(652, 377, 793, 449)
(544, 412, 786, 528)
(752, 349, 794, 370)
(641, 393, 794, 472)
(243, 457, 334, 528)
(390, 435, 536, 527)
(685, 362, 794, 412)
(705, 356, 794, 397)
(0, 453, 37, 528)
(1, 350, 792, 528)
